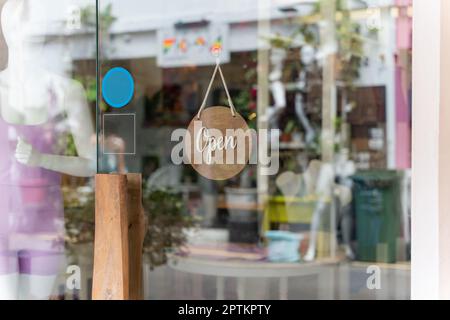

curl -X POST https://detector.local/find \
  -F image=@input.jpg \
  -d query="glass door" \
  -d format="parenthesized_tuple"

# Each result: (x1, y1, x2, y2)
(96, 0, 412, 300)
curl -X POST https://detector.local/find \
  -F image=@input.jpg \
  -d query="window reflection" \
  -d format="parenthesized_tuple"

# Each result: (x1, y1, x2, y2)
(0, 0, 413, 300)
(98, 0, 412, 300)
(0, 0, 96, 299)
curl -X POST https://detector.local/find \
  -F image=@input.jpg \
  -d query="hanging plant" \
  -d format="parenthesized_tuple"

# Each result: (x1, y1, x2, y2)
(335, 2, 365, 88)
(79, 3, 117, 33)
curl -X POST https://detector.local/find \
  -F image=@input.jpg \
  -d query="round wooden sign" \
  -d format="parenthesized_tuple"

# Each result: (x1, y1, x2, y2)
(185, 106, 252, 180)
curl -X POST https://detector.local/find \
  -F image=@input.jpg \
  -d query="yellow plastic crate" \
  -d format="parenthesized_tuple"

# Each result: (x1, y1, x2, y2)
(265, 195, 330, 225)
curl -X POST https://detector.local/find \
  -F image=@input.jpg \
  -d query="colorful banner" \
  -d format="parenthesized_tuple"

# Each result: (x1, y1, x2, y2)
(157, 23, 230, 67)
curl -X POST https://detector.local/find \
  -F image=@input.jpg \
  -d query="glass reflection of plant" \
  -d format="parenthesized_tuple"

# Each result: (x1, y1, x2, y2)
(224, 52, 257, 130)
(62, 5, 117, 264)
(77, 3, 117, 110)
(62, 4, 117, 156)
(143, 188, 195, 269)
(282, 0, 369, 153)
(64, 188, 95, 261)
(65, 187, 195, 268)
(80, 3, 117, 54)
(233, 88, 257, 130)
(301, 0, 368, 79)
(294, 0, 367, 92)
(335, 0, 365, 88)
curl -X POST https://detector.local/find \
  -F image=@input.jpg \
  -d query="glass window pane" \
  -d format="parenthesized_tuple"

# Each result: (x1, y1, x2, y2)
(97, 0, 412, 300)
(0, 0, 97, 299)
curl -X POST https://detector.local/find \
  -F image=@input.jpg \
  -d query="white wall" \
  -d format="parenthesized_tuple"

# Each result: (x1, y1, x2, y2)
(412, 0, 450, 300)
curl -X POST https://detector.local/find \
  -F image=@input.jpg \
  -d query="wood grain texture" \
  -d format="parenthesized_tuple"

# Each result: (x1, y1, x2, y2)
(186, 106, 251, 180)
(92, 174, 129, 300)
(126, 173, 145, 300)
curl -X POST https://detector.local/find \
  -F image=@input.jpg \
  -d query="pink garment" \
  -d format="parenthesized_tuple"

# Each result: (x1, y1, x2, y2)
(394, 0, 412, 169)
(395, 0, 412, 50)
(0, 108, 65, 275)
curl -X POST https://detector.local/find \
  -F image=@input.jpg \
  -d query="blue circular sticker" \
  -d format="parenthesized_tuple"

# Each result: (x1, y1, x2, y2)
(102, 67, 134, 108)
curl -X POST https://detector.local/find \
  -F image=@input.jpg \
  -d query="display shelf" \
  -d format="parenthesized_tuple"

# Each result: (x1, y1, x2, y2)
(278, 141, 306, 150)
(350, 261, 411, 271)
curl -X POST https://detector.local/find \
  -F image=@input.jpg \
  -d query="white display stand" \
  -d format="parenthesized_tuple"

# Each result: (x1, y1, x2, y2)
(167, 256, 338, 300)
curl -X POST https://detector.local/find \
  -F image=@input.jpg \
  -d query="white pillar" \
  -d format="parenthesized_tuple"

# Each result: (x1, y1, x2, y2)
(257, 0, 270, 201)
(320, 0, 337, 164)
(412, 0, 450, 300)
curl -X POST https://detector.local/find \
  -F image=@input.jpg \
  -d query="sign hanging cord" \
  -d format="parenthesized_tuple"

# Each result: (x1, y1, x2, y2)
(197, 57, 236, 119)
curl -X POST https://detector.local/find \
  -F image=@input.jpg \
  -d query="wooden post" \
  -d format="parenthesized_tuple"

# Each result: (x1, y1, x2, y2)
(92, 173, 144, 300)
(126, 173, 145, 300)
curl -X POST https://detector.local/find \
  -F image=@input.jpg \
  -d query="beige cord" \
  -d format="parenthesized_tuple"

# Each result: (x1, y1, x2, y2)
(196, 59, 236, 119)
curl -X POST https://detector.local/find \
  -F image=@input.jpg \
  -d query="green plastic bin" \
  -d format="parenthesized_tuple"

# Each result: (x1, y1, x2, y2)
(351, 170, 402, 263)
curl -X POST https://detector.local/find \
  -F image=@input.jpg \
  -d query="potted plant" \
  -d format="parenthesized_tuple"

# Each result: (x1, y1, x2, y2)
(281, 119, 298, 143)
(142, 187, 195, 269)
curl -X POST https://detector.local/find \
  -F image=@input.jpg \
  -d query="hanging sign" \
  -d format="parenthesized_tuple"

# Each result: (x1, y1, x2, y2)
(184, 60, 251, 180)
(157, 23, 230, 68)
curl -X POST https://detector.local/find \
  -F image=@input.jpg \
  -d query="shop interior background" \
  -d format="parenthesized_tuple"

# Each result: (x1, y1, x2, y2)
(0, 0, 411, 300)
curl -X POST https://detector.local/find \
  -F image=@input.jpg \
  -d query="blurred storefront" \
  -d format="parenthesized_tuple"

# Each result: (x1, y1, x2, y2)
(96, 0, 412, 300)
(0, 0, 413, 300)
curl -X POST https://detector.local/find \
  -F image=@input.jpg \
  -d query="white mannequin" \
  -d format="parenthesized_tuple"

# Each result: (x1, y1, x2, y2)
(334, 148, 356, 259)
(302, 161, 334, 261)
(0, 0, 95, 299)
(295, 45, 317, 146)
(266, 47, 286, 128)
(276, 161, 335, 262)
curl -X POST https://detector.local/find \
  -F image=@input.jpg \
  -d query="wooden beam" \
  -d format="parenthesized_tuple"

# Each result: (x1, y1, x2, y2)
(92, 174, 130, 300)
(126, 173, 145, 300)
(92, 173, 145, 300)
